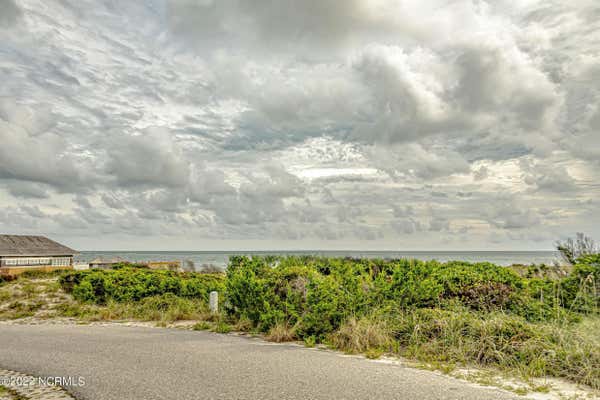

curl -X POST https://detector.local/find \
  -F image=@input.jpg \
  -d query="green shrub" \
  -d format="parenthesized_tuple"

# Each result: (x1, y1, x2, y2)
(60, 268, 225, 305)
(224, 255, 575, 335)
(303, 335, 316, 348)
(224, 256, 277, 328)
(59, 270, 87, 292)
(297, 274, 345, 339)
(72, 280, 95, 303)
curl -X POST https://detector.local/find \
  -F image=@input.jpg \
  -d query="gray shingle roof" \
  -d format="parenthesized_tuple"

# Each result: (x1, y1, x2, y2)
(0, 235, 77, 257)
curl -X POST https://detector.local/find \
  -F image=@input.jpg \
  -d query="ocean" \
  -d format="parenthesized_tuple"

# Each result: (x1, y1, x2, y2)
(76, 250, 560, 270)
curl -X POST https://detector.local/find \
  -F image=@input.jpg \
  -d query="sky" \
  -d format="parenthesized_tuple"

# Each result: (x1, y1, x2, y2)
(0, 0, 599, 251)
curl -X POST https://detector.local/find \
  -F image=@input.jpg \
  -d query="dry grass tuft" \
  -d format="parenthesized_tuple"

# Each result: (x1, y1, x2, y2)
(266, 322, 297, 342)
(331, 317, 392, 354)
(232, 316, 253, 332)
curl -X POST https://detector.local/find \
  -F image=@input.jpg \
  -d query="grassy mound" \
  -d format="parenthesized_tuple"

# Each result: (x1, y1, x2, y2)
(223, 255, 599, 388)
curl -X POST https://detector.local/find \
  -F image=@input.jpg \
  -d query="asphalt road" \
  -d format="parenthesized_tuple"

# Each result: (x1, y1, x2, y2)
(0, 324, 518, 400)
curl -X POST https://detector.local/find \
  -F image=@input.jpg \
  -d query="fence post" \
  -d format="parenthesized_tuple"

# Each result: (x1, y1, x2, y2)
(209, 291, 219, 314)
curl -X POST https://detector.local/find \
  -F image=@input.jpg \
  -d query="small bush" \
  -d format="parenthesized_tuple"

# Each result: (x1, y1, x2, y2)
(304, 336, 316, 348)
(365, 348, 384, 359)
(72, 281, 95, 303)
(213, 321, 232, 333)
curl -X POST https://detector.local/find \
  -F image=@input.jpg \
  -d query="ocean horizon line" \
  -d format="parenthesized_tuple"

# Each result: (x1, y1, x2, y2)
(79, 249, 557, 253)
(75, 250, 562, 267)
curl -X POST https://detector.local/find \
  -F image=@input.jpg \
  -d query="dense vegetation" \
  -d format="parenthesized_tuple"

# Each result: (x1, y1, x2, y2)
(225, 255, 599, 388)
(59, 268, 225, 304)
(51, 253, 599, 389)
(225, 255, 599, 329)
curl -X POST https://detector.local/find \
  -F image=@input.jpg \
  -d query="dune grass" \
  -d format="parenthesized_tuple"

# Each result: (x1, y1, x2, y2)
(330, 317, 392, 353)
(329, 310, 599, 388)
(54, 294, 210, 323)
(0, 273, 210, 324)
(266, 322, 297, 342)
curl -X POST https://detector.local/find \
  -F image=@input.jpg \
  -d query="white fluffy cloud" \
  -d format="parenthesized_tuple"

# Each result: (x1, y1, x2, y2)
(0, 0, 598, 249)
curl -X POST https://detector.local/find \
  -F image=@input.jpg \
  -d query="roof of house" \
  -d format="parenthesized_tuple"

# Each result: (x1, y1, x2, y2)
(0, 235, 77, 257)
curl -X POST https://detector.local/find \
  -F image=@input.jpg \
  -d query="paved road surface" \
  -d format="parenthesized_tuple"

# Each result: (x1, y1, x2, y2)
(0, 324, 518, 400)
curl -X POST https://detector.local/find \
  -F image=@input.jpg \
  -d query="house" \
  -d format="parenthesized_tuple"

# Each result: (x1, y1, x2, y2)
(89, 256, 125, 269)
(0, 235, 77, 277)
(146, 261, 182, 272)
(88, 258, 181, 271)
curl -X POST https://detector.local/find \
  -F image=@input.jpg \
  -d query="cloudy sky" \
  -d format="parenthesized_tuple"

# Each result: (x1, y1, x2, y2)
(1, 0, 599, 250)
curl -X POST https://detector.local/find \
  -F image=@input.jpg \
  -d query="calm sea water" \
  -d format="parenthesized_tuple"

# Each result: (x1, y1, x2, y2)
(76, 250, 560, 270)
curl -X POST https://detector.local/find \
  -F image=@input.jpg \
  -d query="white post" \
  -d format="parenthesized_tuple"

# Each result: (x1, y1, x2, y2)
(209, 291, 218, 314)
